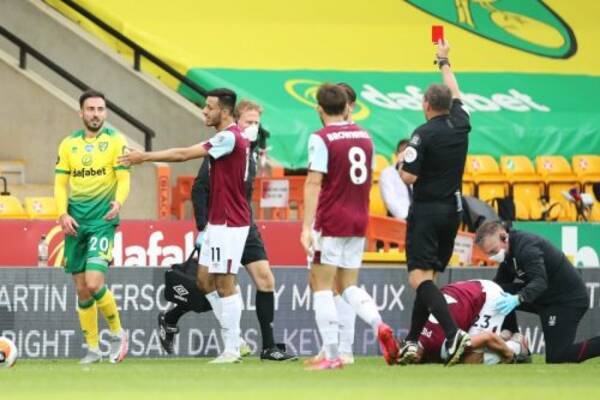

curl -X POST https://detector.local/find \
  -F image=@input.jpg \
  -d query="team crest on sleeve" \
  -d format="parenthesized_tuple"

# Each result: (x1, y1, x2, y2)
(410, 134, 421, 146)
(404, 146, 418, 163)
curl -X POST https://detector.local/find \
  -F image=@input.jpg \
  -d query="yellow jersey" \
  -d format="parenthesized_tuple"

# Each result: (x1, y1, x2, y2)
(54, 126, 130, 225)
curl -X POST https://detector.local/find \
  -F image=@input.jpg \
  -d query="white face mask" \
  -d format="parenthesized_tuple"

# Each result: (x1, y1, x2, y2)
(243, 124, 259, 142)
(489, 248, 506, 263)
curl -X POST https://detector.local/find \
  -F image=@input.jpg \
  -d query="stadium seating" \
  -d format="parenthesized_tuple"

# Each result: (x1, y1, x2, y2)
(368, 185, 387, 217)
(535, 156, 579, 221)
(24, 197, 58, 219)
(465, 155, 509, 204)
(500, 156, 545, 220)
(572, 155, 600, 188)
(372, 154, 390, 182)
(0, 195, 28, 218)
(365, 215, 406, 252)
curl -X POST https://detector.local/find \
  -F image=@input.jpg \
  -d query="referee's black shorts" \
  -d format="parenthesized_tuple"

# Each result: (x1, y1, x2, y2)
(406, 202, 460, 273)
(241, 223, 268, 266)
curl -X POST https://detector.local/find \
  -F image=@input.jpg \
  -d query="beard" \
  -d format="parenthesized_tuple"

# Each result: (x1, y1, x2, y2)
(84, 118, 104, 132)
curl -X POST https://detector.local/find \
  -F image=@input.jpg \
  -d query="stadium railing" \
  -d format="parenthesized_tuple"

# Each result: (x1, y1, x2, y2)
(53, 0, 208, 106)
(0, 25, 156, 151)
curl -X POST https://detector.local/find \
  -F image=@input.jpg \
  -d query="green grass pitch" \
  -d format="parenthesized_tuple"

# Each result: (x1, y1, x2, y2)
(2, 357, 600, 400)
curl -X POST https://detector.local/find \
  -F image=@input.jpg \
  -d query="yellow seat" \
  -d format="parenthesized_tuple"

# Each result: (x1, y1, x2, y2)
(572, 155, 600, 189)
(536, 156, 578, 183)
(465, 155, 508, 202)
(24, 197, 59, 220)
(0, 195, 27, 219)
(369, 184, 387, 216)
(462, 181, 475, 196)
(501, 156, 544, 220)
(372, 154, 390, 182)
(536, 156, 579, 221)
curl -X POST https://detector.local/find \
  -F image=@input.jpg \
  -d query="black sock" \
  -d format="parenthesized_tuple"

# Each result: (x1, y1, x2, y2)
(164, 304, 190, 326)
(417, 280, 458, 341)
(405, 295, 429, 342)
(256, 290, 275, 350)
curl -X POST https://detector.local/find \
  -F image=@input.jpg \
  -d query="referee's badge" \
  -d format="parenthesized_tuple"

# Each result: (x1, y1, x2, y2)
(404, 146, 418, 163)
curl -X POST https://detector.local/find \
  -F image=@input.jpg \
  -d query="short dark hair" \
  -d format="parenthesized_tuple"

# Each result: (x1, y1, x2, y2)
(317, 83, 348, 116)
(206, 88, 237, 114)
(396, 139, 410, 153)
(475, 220, 505, 247)
(423, 84, 452, 112)
(337, 82, 357, 103)
(79, 89, 105, 109)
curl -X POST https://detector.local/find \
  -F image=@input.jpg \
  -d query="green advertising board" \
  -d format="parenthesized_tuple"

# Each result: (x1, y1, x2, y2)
(179, 70, 600, 169)
(514, 222, 600, 268)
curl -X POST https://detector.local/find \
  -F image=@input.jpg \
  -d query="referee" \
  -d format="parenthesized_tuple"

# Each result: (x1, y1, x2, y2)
(398, 39, 472, 366)
(476, 221, 600, 363)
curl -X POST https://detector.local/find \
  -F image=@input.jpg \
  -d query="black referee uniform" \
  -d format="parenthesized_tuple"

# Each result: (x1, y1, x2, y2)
(403, 98, 470, 271)
(497, 230, 600, 363)
(400, 97, 472, 363)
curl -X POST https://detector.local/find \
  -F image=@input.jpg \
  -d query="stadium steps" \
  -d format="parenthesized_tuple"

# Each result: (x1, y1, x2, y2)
(0, 160, 26, 185)
(0, 46, 158, 219)
(0, 0, 209, 181)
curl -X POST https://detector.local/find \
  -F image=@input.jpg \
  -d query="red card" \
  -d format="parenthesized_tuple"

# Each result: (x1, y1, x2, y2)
(432, 25, 444, 44)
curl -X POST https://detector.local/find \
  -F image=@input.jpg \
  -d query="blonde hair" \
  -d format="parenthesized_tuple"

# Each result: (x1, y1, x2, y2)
(234, 100, 262, 119)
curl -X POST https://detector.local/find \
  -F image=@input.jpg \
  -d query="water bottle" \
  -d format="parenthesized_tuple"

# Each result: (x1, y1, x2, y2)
(38, 234, 49, 267)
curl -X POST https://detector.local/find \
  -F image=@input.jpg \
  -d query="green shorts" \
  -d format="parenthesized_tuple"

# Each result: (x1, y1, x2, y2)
(64, 223, 115, 274)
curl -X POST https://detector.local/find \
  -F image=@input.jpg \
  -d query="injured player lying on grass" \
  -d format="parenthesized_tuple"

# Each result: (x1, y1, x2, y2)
(398, 279, 532, 365)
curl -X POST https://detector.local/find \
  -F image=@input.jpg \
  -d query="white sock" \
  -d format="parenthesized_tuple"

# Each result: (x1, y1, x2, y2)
(342, 285, 382, 330)
(506, 340, 522, 356)
(220, 294, 242, 355)
(313, 290, 339, 360)
(235, 284, 244, 310)
(335, 294, 356, 355)
(205, 290, 224, 327)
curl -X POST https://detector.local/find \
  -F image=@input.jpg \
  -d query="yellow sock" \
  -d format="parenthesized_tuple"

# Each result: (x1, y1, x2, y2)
(77, 298, 99, 349)
(93, 286, 122, 334)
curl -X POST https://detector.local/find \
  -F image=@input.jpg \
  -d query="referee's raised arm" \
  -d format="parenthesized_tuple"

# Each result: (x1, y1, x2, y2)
(436, 40, 461, 99)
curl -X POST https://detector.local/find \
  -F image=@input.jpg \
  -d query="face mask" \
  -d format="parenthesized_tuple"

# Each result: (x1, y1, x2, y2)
(244, 124, 259, 142)
(489, 248, 506, 263)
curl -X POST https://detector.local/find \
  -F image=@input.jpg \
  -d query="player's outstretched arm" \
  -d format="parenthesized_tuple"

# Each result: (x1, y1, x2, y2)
(436, 40, 460, 99)
(119, 143, 209, 165)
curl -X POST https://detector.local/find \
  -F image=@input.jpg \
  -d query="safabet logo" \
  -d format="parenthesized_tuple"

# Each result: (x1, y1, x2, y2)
(407, 0, 576, 59)
(284, 79, 371, 121)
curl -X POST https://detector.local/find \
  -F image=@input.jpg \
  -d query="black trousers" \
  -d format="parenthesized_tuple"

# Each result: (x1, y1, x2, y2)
(500, 283, 597, 363)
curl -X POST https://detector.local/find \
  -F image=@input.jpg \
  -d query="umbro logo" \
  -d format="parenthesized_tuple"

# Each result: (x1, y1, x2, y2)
(173, 285, 189, 302)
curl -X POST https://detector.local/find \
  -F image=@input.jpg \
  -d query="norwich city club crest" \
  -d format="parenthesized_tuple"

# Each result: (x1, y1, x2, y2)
(406, 0, 576, 59)
(99, 142, 108, 152)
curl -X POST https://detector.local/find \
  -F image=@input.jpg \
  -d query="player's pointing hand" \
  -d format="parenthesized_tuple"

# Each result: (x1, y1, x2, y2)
(118, 148, 145, 166)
